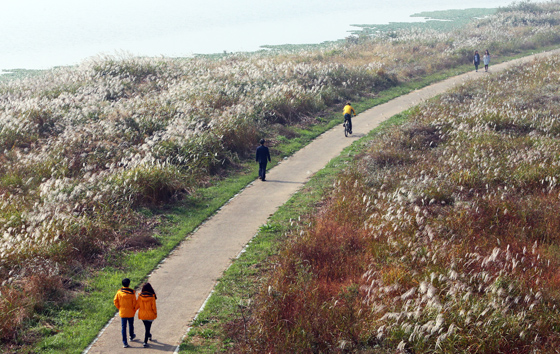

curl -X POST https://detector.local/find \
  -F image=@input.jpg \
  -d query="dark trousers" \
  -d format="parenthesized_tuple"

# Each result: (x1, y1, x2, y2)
(344, 114, 352, 132)
(474, 63, 479, 71)
(121, 317, 134, 344)
(142, 320, 153, 343)
(259, 162, 268, 180)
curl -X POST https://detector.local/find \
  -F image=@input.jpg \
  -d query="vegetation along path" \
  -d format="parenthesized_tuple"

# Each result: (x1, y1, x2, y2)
(86, 48, 560, 353)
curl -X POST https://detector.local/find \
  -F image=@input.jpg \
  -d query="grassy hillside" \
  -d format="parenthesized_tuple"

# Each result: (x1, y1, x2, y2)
(224, 51, 560, 353)
(2, 1, 560, 352)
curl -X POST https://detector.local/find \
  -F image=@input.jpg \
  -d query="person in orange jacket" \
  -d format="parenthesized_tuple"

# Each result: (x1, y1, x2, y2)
(113, 278, 137, 348)
(135, 283, 158, 348)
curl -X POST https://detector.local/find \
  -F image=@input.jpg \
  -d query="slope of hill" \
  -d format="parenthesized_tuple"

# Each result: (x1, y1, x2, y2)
(3, 1, 560, 352)
(238, 53, 560, 353)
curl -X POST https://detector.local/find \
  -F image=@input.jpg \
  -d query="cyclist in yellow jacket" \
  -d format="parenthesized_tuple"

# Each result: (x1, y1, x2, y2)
(343, 102, 356, 134)
(114, 278, 137, 348)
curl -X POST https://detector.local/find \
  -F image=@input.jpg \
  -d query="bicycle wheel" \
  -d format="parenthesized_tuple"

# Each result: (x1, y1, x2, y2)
(344, 121, 348, 137)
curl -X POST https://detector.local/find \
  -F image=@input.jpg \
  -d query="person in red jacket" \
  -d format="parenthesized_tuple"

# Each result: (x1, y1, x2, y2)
(113, 278, 137, 348)
(135, 283, 158, 348)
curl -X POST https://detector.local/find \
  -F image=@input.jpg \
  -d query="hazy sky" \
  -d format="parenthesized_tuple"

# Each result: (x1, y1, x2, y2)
(1, 0, 516, 70)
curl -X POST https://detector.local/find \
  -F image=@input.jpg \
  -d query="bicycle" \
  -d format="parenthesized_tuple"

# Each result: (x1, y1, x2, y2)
(343, 118, 352, 137)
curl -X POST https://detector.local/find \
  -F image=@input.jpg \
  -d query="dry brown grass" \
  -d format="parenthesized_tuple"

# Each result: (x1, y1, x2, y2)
(241, 54, 560, 353)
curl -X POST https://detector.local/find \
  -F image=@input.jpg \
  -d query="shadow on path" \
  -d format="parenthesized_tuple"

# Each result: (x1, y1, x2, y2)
(261, 180, 304, 184)
(346, 133, 366, 138)
(136, 339, 176, 352)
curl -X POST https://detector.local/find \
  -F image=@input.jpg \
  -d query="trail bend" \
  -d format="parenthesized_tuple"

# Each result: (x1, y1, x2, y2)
(86, 48, 560, 353)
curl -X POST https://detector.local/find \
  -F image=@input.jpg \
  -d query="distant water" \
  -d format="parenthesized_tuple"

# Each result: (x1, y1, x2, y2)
(1, 0, 515, 71)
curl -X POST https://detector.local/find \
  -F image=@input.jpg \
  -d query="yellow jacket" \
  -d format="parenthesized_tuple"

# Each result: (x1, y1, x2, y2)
(136, 291, 157, 321)
(114, 287, 137, 318)
(343, 105, 356, 116)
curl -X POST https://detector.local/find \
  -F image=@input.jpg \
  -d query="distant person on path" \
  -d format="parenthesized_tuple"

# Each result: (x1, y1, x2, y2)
(343, 102, 356, 134)
(483, 49, 491, 72)
(256, 138, 271, 181)
(473, 50, 481, 72)
(136, 283, 157, 348)
(113, 278, 137, 348)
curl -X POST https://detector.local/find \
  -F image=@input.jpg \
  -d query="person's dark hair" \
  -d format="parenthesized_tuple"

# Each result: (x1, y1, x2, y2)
(346, 102, 351, 105)
(122, 278, 131, 287)
(485, 49, 490, 55)
(142, 282, 157, 299)
(259, 139, 265, 145)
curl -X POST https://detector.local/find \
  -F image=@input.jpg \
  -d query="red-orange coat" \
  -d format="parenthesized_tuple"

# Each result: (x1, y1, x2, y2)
(136, 292, 157, 320)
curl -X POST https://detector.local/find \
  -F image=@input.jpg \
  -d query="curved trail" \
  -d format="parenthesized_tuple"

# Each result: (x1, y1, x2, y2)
(86, 49, 560, 353)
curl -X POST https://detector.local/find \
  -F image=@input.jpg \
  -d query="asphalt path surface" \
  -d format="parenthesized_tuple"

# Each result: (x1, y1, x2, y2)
(86, 49, 560, 353)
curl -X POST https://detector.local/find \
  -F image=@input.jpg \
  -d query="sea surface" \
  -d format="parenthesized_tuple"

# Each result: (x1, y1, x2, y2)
(1, 0, 516, 71)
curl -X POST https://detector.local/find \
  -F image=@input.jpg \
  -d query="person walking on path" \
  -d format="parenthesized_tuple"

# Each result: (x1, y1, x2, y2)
(135, 283, 157, 348)
(343, 102, 356, 134)
(256, 138, 271, 181)
(113, 278, 137, 348)
(483, 49, 491, 72)
(473, 50, 481, 72)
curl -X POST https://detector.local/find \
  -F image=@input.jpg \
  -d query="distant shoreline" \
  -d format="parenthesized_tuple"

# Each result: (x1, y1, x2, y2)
(0, 4, 506, 72)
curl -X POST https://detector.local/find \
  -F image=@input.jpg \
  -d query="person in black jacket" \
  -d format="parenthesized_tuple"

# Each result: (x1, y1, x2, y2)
(256, 139, 271, 181)
(473, 50, 481, 72)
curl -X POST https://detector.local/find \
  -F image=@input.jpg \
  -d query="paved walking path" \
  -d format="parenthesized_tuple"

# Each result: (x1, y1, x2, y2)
(86, 49, 560, 353)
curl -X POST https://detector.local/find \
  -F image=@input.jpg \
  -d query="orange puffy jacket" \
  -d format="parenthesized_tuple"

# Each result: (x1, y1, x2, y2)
(114, 287, 137, 318)
(136, 291, 157, 321)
